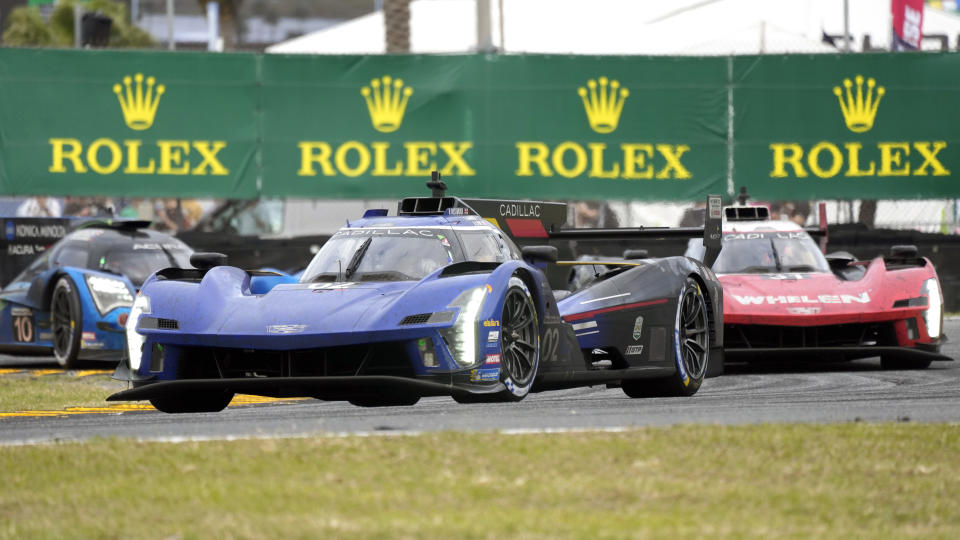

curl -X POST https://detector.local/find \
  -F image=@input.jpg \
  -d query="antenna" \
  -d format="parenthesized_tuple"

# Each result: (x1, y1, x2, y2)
(736, 186, 750, 206)
(426, 170, 447, 197)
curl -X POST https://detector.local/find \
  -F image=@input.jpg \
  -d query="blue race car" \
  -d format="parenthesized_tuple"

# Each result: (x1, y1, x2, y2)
(109, 181, 723, 413)
(0, 220, 193, 367)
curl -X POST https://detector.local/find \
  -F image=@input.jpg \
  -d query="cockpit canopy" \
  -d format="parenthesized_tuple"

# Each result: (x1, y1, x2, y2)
(299, 225, 521, 283)
(711, 231, 829, 274)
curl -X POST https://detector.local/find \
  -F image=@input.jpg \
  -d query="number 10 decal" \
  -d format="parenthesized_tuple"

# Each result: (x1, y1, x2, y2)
(13, 315, 34, 343)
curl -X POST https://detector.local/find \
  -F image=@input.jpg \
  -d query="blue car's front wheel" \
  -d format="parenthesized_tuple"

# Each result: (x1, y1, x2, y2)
(51, 276, 82, 368)
(499, 277, 540, 400)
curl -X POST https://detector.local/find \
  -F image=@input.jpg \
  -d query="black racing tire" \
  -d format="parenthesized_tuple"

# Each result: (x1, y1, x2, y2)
(880, 355, 933, 370)
(496, 276, 540, 401)
(348, 396, 421, 407)
(705, 345, 725, 378)
(149, 391, 234, 413)
(622, 277, 709, 398)
(50, 276, 83, 368)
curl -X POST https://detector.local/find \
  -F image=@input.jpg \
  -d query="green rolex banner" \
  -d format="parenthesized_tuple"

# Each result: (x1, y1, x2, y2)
(0, 48, 260, 198)
(261, 54, 728, 200)
(732, 53, 958, 200)
(1, 48, 958, 201)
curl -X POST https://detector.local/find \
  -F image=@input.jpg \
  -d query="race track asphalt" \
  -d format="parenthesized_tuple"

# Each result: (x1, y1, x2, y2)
(2, 319, 959, 445)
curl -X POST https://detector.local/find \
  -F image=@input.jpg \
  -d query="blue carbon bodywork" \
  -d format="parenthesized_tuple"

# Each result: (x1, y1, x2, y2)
(131, 260, 541, 382)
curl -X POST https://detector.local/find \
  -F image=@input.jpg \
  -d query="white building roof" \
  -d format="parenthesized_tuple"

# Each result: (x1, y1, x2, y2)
(267, 0, 960, 55)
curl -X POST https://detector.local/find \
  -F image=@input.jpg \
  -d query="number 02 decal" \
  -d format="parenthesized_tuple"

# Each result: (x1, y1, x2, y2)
(541, 327, 560, 363)
(13, 315, 35, 343)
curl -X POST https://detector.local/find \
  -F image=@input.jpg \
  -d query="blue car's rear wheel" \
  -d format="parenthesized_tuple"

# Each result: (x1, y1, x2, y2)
(622, 277, 708, 397)
(51, 276, 82, 368)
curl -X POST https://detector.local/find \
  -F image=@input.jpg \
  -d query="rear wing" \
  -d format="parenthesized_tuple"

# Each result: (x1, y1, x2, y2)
(547, 195, 724, 267)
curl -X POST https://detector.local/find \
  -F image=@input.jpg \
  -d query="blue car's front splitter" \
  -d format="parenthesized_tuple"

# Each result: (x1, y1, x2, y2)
(106, 375, 505, 402)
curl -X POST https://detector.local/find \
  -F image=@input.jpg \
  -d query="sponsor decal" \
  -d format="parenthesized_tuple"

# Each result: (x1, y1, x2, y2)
(571, 321, 597, 332)
(10, 307, 32, 317)
(769, 75, 949, 181)
(787, 307, 821, 315)
(763, 274, 811, 280)
(483, 319, 500, 327)
(515, 77, 691, 181)
(733, 292, 870, 305)
(267, 324, 308, 334)
(470, 367, 500, 382)
(4, 223, 66, 240)
(82, 332, 96, 341)
(724, 232, 809, 241)
(49, 73, 230, 178)
(334, 228, 438, 238)
(38, 331, 53, 341)
(310, 282, 356, 291)
(298, 75, 475, 179)
(498, 203, 542, 218)
(625, 345, 644, 356)
(132, 243, 186, 251)
(80, 340, 105, 350)
(484, 354, 501, 365)
(487, 330, 500, 342)
(632, 316, 644, 341)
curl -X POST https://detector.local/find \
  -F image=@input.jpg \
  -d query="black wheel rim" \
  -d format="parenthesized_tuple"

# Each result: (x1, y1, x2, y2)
(500, 288, 538, 386)
(678, 285, 709, 380)
(51, 286, 74, 360)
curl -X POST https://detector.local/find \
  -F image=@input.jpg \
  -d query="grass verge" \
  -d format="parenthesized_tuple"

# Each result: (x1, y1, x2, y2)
(0, 373, 125, 413)
(2, 423, 959, 538)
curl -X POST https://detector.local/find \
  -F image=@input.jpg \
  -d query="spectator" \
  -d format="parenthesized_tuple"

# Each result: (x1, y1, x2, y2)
(155, 198, 188, 233)
(16, 197, 62, 217)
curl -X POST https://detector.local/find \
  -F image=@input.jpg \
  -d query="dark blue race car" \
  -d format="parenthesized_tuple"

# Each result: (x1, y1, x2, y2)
(0, 221, 193, 367)
(109, 185, 724, 413)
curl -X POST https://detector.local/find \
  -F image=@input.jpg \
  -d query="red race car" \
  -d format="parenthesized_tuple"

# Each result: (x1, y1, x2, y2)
(688, 205, 950, 369)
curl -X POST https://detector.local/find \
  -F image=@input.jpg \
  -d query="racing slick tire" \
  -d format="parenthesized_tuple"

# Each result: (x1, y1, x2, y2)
(880, 355, 933, 370)
(622, 277, 709, 398)
(451, 277, 541, 404)
(51, 276, 83, 368)
(149, 391, 234, 413)
(496, 277, 541, 401)
(349, 396, 421, 407)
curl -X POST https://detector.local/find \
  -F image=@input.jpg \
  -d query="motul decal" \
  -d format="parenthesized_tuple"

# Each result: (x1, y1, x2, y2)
(733, 292, 870, 305)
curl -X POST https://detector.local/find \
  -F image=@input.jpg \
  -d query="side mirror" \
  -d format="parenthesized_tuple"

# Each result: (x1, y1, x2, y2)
(825, 251, 855, 269)
(521, 245, 558, 264)
(622, 249, 648, 260)
(190, 252, 228, 270)
(890, 245, 918, 258)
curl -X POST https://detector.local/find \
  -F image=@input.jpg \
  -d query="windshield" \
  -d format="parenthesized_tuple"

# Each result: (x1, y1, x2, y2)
(713, 232, 829, 274)
(299, 226, 518, 283)
(300, 228, 457, 282)
(99, 242, 193, 286)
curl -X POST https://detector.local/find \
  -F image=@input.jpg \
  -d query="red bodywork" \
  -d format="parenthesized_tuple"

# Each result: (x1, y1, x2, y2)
(724, 259, 935, 341)
(720, 254, 946, 361)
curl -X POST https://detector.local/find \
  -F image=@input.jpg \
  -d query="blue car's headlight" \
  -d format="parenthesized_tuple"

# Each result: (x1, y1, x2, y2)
(440, 286, 488, 368)
(85, 275, 134, 315)
(126, 294, 150, 371)
(922, 278, 942, 339)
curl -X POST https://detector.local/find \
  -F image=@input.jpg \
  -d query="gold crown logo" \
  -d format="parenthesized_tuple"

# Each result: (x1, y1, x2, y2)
(832, 75, 885, 133)
(578, 77, 629, 134)
(113, 73, 165, 131)
(361, 75, 413, 133)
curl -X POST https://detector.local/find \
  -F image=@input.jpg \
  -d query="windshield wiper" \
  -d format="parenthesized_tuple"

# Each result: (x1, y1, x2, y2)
(344, 238, 372, 280)
(769, 239, 783, 272)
